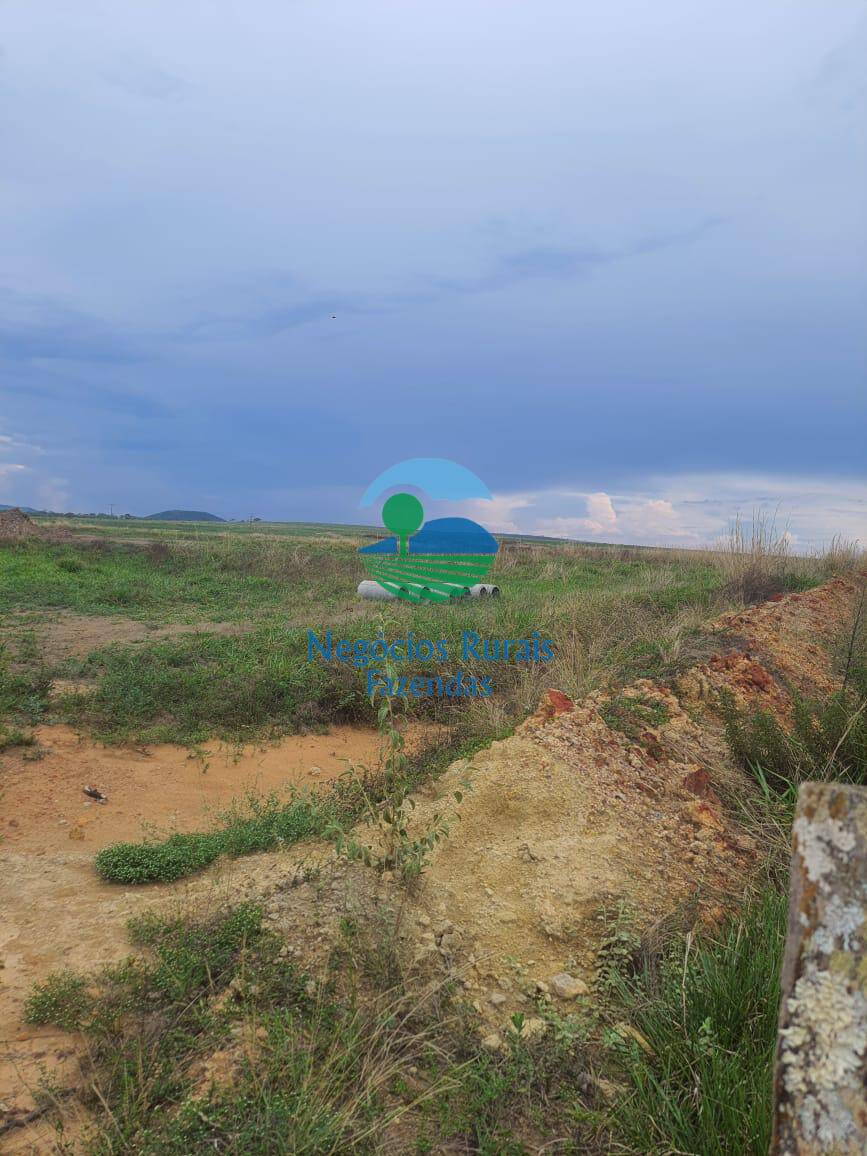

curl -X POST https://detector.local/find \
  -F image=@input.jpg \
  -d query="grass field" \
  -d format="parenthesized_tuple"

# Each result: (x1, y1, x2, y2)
(2, 516, 864, 1153)
(0, 517, 829, 747)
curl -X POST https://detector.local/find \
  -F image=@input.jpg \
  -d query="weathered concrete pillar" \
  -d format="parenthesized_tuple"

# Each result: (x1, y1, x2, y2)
(771, 782, 867, 1155)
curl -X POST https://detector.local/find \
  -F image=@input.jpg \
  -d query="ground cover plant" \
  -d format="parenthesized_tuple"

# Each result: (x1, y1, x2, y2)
(93, 792, 330, 884)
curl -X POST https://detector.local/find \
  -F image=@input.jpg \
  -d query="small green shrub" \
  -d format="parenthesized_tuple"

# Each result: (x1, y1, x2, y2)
(24, 970, 92, 1032)
(56, 555, 84, 574)
(326, 685, 468, 883)
(593, 905, 643, 995)
(721, 684, 867, 792)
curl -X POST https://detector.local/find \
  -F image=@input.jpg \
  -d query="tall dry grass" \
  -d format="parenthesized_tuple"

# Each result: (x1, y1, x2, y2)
(169, 531, 366, 585)
(712, 511, 862, 604)
(712, 510, 794, 602)
(818, 533, 865, 577)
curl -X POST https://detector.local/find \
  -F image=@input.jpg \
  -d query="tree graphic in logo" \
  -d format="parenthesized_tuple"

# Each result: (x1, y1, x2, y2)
(358, 459, 498, 602)
(381, 492, 424, 557)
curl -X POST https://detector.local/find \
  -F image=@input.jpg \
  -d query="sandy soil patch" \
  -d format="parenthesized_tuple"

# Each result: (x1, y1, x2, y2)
(0, 722, 437, 1140)
(1, 723, 399, 854)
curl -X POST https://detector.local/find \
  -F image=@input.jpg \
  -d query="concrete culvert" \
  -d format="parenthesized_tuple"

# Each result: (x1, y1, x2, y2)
(469, 583, 500, 598)
(357, 580, 396, 601)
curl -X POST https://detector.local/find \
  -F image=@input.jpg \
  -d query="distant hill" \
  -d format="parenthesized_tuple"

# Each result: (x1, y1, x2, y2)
(144, 510, 225, 522)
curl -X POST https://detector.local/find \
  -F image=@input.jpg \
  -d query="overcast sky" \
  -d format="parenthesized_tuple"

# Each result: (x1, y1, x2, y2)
(1, 0, 864, 548)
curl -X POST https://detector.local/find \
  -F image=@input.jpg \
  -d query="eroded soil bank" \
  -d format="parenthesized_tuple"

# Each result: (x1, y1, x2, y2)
(383, 578, 860, 1042)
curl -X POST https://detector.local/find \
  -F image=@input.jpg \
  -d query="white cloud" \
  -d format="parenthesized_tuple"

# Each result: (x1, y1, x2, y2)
(0, 462, 28, 479)
(465, 474, 866, 552)
(537, 493, 694, 540)
(534, 515, 607, 537)
(0, 424, 69, 508)
(445, 493, 536, 534)
(585, 492, 618, 532)
(0, 431, 44, 454)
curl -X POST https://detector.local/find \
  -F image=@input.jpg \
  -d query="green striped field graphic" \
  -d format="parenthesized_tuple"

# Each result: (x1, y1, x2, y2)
(363, 553, 494, 602)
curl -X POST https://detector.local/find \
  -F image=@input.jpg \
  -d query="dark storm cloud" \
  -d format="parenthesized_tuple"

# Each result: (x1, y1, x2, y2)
(0, 0, 863, 542)
(0, 291, 142, 364)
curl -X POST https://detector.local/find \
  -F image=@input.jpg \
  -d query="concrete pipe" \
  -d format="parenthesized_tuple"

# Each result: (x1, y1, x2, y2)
(357, 580, 396, 601)
(469, 583, 500, 598)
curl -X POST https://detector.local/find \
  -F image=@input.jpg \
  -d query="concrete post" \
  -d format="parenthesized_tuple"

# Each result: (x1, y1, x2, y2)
(771, 782, 867, 1155)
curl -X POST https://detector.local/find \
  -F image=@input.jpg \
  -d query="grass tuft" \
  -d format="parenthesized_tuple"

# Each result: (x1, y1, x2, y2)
(603, 888, 787, 1156)
(94, 793, 329, 883)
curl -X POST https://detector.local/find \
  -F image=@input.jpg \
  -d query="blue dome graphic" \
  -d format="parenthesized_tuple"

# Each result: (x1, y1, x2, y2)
(359, 516, 497, 556)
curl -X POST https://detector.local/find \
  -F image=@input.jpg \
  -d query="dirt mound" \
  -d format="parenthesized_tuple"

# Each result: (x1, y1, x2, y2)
(381, 577, 863, 1039)
(395, 686, 753, 1030)
(0, 508, 46, 541)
